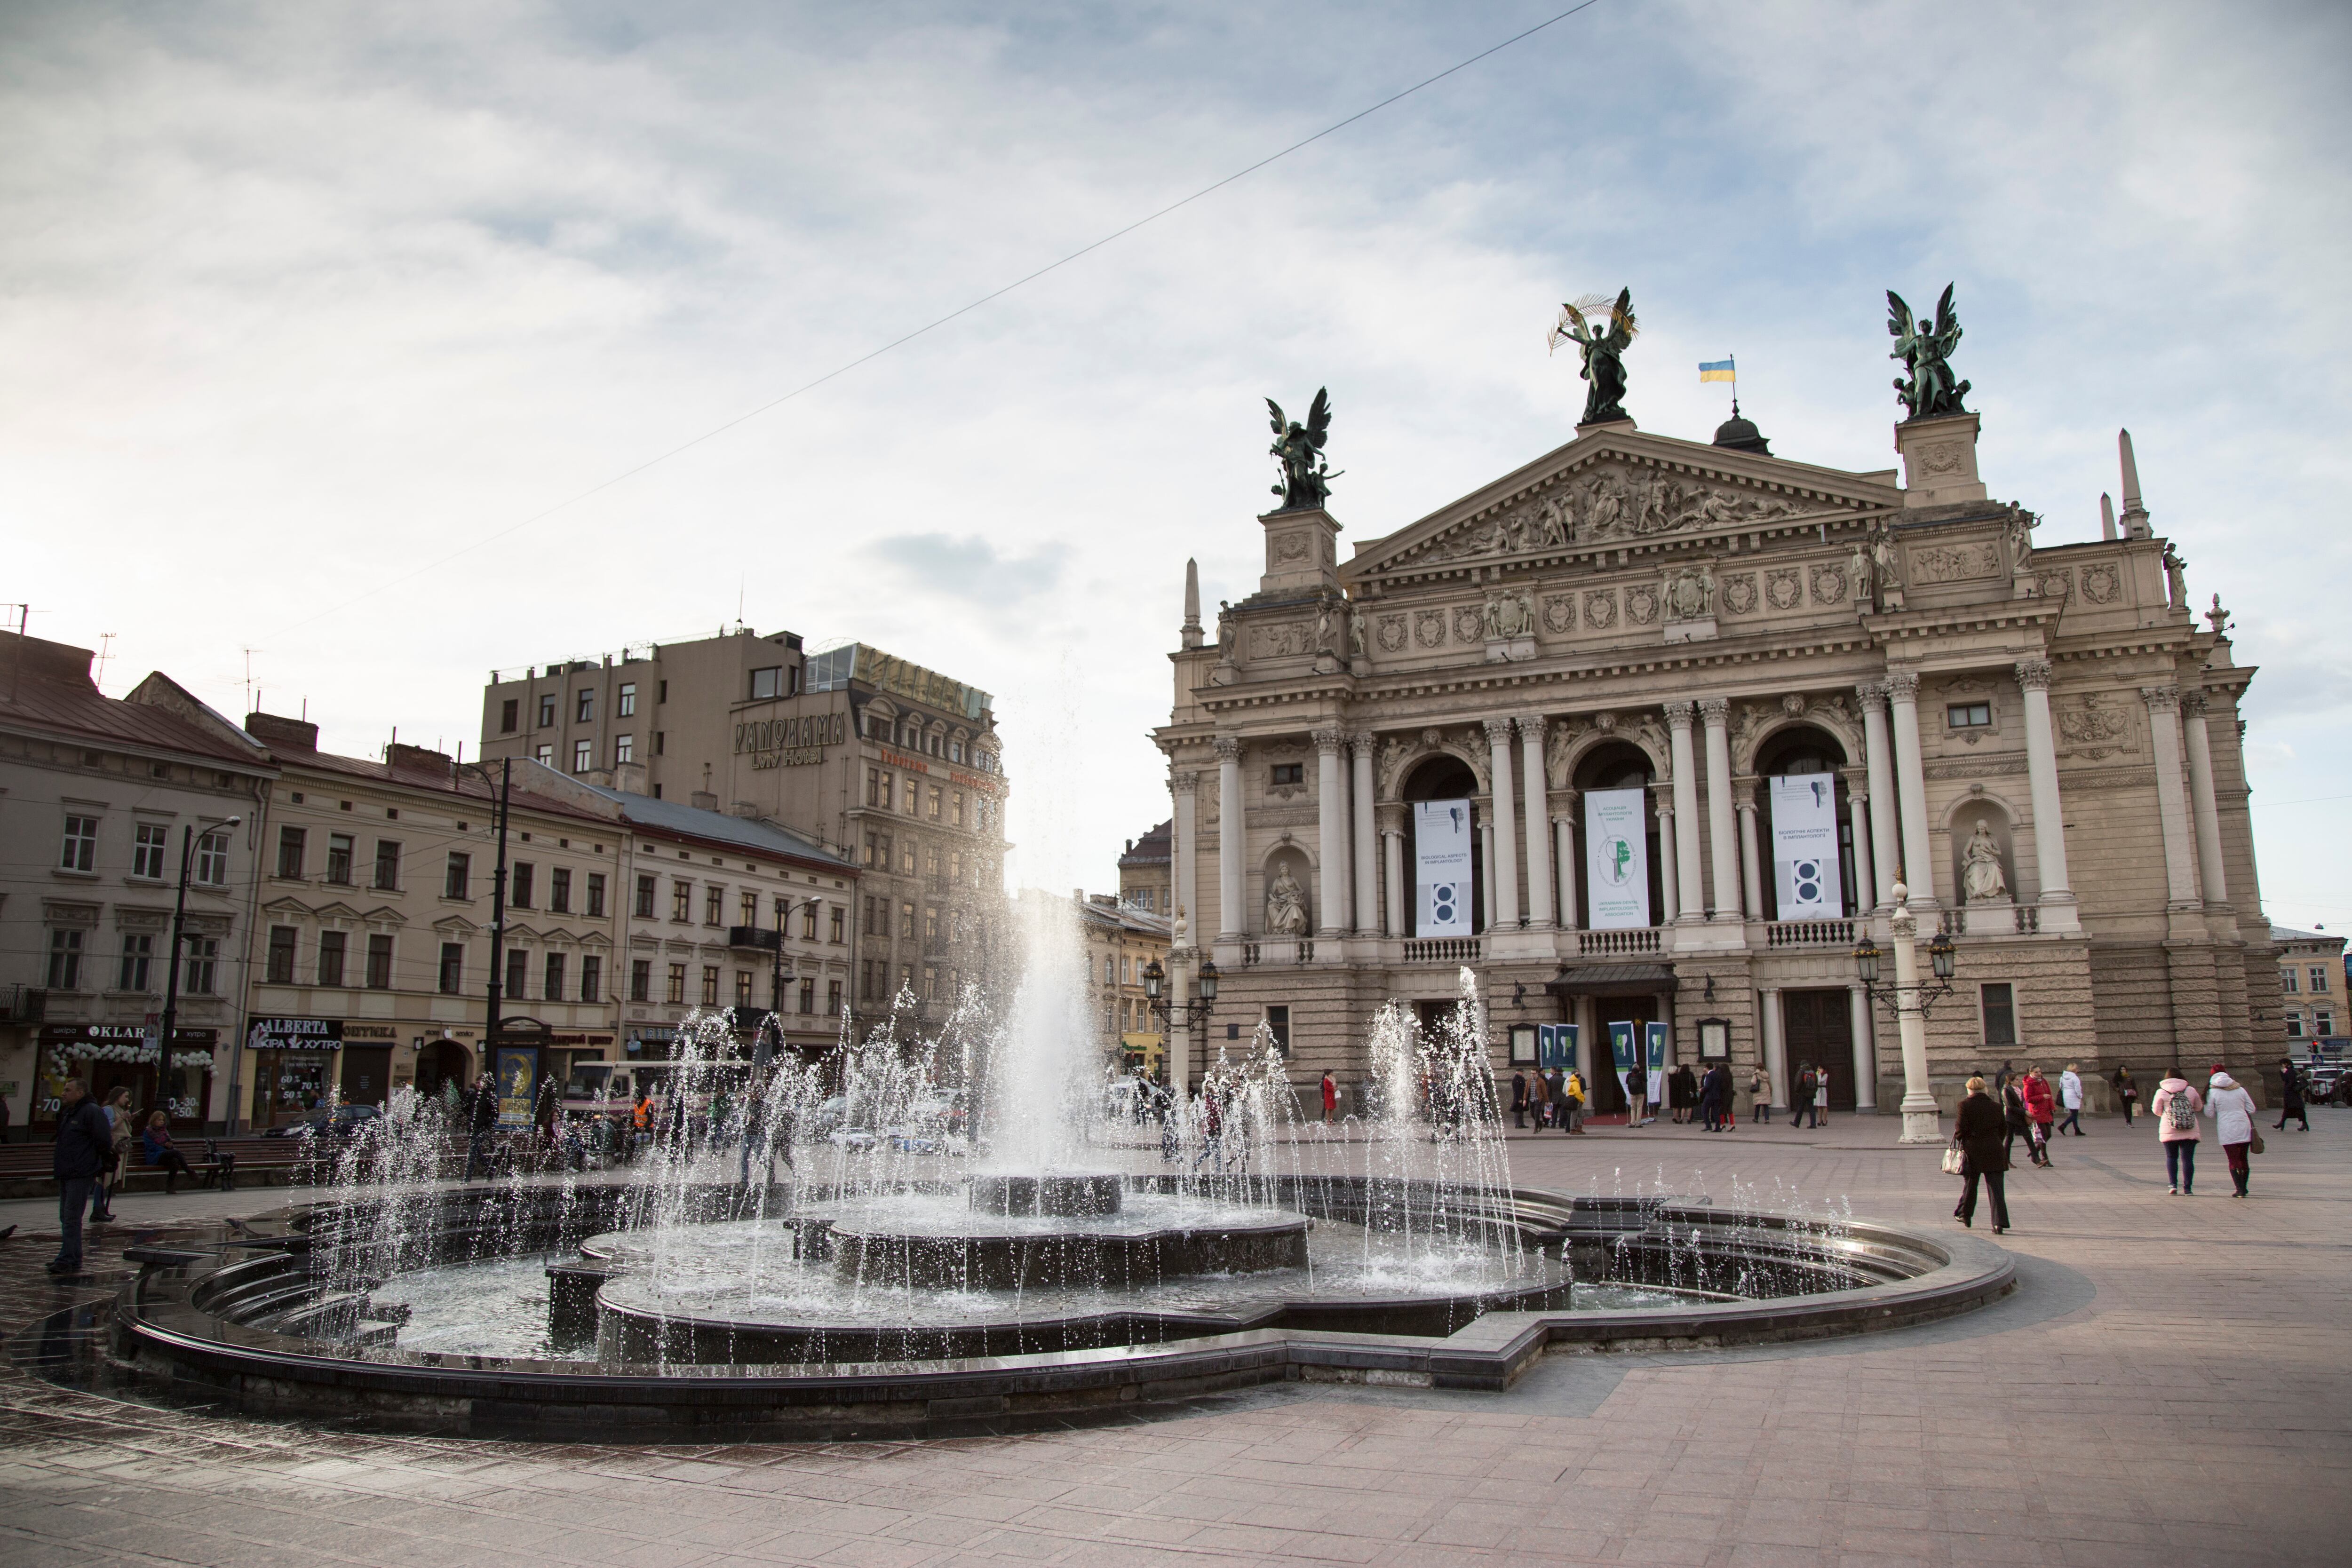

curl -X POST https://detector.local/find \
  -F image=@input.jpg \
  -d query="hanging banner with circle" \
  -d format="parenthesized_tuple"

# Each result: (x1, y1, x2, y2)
(1770, 774, 1843, 918)
(1414, 799, 1473, 937)
(1583, 787, 1651, 929)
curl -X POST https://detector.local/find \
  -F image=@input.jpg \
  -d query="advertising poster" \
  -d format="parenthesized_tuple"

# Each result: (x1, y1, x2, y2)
(1645, 1022, 1669, 1106)
(1538, 1022, 1580, 1071)
(1770, 773, 1843, 919)
(1414, 799, 1473, 937)
(1608, 1020, 1638, 1102)
(494, 1046, 538, 1128)
(1583, 788, 1652, 929)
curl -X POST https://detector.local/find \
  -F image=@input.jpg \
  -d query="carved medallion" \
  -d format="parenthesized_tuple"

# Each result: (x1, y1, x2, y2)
(1452, 605, 1484, 643)
(1625, 584, 1661, 626)
(1584, 589, 1618, 630)
(2080, 563, 2120, 604)
(1920, 440, 1968, 476)
(1542, 593, 1575, 634)
(1273, 531, 1311, 564)
(1376, 614, 1407, 652)
(1766, 569, 1802, 610)
(1911, 543, 2000, 583)
(2056, 692, 2136, 759)
(1810, 563, 1847, 604)
(1721, 572, 1758, 615)
(2037, 571, 2071, 601)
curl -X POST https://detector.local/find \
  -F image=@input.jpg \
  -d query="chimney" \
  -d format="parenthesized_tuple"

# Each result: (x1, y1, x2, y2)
(691, 791, 719, 811)
(246, 711, 320, 751)
(386, 742, 455, 779)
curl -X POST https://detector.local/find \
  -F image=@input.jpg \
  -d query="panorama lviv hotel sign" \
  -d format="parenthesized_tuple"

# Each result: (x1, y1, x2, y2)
(734, 713, 845, 769)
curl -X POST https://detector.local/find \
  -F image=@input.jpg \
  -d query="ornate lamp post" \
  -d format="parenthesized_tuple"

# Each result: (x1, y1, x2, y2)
(1854, 880, 1955, 1144)
(1140, 919, 1218, 1094)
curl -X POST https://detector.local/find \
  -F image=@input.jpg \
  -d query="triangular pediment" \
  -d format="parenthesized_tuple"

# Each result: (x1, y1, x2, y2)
(1344, 426, 1901, 584)
(431, 914, 481, 936)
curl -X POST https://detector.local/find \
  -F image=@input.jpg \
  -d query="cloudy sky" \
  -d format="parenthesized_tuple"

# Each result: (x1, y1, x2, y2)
(5, 0, 2348, 926)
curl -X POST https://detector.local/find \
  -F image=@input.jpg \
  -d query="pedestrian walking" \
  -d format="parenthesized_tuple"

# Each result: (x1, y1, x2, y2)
(48, 1077, 111, 1275)
(94, 1086, 134, 1222)
(2002, 1076, 2034, 1168)
(1951, 1076, 2012, 1234)
(1562, 1069, 1586, 1133)
(1700, 1063, 1728, 1132)
(2112, 1065, 2138, 1127)
(2058, 1065, 2085, 1136)
(2021, 1067, 2056, 1166)
(2151, 1072, 2202, 1195)
(1510, 1070, 1528, 1131)
(140, 1112, 197, 1194)
(1787, 1064, 1815, 1132)
(1321, 1070, 1338, 1126)
(1749, 1064, 1773, 1125)
(1669, 1063, 1698, 1125)
(2275, 1058, 2308, 1132)
(2206, 1070, 2259, 1198)
(462, 1072, 499, 1181)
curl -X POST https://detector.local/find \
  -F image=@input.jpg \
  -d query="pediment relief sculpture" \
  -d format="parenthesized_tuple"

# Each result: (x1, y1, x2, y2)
(1908, 541, 2001, 584)
(1403, 462, 1814, 569)
(1247, 619, 1314, 661)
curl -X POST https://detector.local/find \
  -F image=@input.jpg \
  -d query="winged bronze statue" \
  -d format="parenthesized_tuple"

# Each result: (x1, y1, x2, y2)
(1888, 284, 1971, 420)
(1550, 288, 1638, 426)
(1267, 387, 1340, 511)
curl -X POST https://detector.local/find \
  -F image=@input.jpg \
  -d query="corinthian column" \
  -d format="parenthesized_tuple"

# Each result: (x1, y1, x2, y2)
(2181, 690, 2229, 907)
(1484, 717, 1520, 927)
(1654, 791, 1680, 924)
(1885, 670, 1937, 906)
(1701, 697, 1739, 921)
(1555, 791, 1581, 932)
(1382, 826, 1405, 938)
(2142, 685, 2201, 909)
(1314, 726, 1348, 939)
(2015, 657, 2076, 916)
(1350, 731, 1379, 934)
(1736, 784, 1764, 920)
(1518, 716, 1553, 927)
(1664, 702, 1705, 923)
(1216, 736, 1244, 941)
(1856, 681, 1900, 911)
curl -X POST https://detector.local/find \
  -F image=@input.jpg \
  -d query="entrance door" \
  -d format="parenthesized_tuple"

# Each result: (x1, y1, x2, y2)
(339, 1046, 393, 1108)
(1782, 989, 1855, 1110)
(1584, 996, 1657, 1117)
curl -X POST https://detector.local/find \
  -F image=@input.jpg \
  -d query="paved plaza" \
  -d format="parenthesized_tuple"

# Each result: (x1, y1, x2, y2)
(0, 1107, 2344, 1567)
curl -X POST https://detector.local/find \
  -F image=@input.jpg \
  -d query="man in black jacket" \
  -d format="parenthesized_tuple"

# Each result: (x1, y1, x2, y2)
(49, 1077, 111, 1275)
(462, 1072, 500, 1181)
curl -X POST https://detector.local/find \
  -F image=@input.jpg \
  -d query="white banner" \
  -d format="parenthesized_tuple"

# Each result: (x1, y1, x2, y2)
(1582, 788, 1652, 929)
(1414, 800, 1473, 937)
(1771, 773, 1843, 919)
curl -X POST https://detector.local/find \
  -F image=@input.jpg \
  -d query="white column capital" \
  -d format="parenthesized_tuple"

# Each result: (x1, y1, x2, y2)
(1884, 668, 1921, 703)
(2140, 683, 2181, 712)
(1515, 713, 1547, 741)
(1214, 734, 1244, 763)
(1698, 696, 1730, 726)
(1172, 769, 1198, 796)
(2014, 656, 2053, 691)
(1349, 728, 1379, 755)
(2180, 688, 2209, 717)
(1663, 699, 1697, 728)
(1482, 715, 1517, 747)
(1312, 724, 1347, 756)
(1854, 679, 1888, 712)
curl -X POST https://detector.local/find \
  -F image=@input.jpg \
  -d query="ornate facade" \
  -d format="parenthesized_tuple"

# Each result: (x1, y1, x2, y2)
(1155, 398, 2275, 1116)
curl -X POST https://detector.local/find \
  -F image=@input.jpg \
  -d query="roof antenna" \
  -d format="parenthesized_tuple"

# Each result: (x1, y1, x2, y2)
(95, 633, 116, 693)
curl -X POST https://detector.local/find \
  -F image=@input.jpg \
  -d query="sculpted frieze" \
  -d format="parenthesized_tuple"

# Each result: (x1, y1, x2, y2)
(1247, 620, 1313, 660)
(1661, 563, 1714, 621)
(1625, 583, 1661, 626)
(1414, 461, 1808, 564)
(1541, 593, 1575, 635)
(2056, 692, 2137, 760)
(2080, 563, 2120, 604)
(1766, 569, 1802, 610)
(1810, 563, 1847, 604)
(1413, 609, 1446, 648)
(1909, 542, 2000, 583)
(1483, 589, 1535, 641)
(1451, 605, 1483, 643)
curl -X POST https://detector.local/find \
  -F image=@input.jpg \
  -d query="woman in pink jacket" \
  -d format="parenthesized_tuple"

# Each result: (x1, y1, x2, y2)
(2149, 1074, 2202, 1195)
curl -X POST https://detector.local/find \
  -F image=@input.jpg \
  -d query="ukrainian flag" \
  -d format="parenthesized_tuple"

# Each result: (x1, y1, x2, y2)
(1699, 358, 1736, 383)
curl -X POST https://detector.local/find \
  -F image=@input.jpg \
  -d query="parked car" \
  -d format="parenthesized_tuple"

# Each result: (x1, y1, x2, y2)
(262, 1103, 384, 1139)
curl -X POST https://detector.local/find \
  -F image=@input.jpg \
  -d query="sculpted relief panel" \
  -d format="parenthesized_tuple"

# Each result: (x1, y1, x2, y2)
(1247, 620, 1313, 660)
(1418, 461, 1809, 563)
(1908, 542, 2001, 584)
(2056, 692, 2137, 760)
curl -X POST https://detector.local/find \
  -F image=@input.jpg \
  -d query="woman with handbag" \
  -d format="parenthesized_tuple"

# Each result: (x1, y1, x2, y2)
(2205, 1071, 2260, 1197)
(1951, 1076, 2011, 1233)
(2111, 1065, 2138, 1128)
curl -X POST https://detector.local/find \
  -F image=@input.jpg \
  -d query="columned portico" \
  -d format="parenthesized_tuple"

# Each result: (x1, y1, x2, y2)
(1884, 670, 1936, 905)
(1518, 716, 1552, 928)
(2015, 657, 2078, 929)
(1856, 681, 1900, 911)
(1350, 730, 1379, 934)
(1844, 770, 1875, 920)
(1484, 717, 1520, 928)
(2142, 685, 2201, 910)
(2180, 691, 2229, 908)
(1314, 726, 1348, 938)
(1664, 702, 1704, 922)
(1216, 736, 1244, 941)
(1654, 792, 1680, 924)
(1701, 697, 1739, 921)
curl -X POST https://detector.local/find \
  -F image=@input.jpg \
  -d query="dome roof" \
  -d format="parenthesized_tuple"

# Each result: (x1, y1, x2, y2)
(1712, 403, 1771, 455)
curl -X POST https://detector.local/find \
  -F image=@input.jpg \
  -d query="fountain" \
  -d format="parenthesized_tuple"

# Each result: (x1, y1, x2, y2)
(99, 913, 2015, 1440)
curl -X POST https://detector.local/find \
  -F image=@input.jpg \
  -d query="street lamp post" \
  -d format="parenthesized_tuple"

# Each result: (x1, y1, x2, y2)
(454, 759, 514, 1087)
(1853, 880, 1956, 1145)
(159, 815, 239, 1129)
(1141, 909, 1218, 1096)
(760, 895, 825, 1069)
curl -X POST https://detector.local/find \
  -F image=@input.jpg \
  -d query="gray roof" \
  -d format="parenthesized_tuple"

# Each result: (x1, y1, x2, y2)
(571, 780, 855, 870)
(2271, 926, 2342, 946)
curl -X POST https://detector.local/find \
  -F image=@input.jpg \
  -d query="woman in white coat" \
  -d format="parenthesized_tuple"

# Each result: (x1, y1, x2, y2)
(2205, 1071, 2259, 1198)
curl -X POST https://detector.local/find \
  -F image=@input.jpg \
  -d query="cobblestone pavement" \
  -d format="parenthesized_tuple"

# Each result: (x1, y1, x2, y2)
(0, 1108, 2344, 1566)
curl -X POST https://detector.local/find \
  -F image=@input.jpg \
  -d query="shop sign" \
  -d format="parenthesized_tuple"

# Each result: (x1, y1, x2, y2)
(343, 1023, 399, 1042)
(736, 713, 843, 769)
(38, 1022, 215, 1067)
(249, 1016, 344, 1051)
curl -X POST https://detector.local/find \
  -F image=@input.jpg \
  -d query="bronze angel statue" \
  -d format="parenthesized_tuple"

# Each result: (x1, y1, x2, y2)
(1267, 387, 1340, 511)
(1887, 284, 1971, 420)
(1549, 288, 1637, 426)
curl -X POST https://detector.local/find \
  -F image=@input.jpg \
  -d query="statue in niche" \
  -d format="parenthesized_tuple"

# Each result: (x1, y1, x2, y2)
(1550, 289, 1638, 425)
(1265, 861, 1309, 935)
(1267, 388, 1340, 511)
(1887, 284, 1971, 420)
(1961, 820, 2009, 903)
(1871, 523, 1904, 595)
(1850, 537, 1875, 610)
(1315, 596, 1340, 657)
(1215, 604, 1236, 663)
(1347, 602, 1368, 659)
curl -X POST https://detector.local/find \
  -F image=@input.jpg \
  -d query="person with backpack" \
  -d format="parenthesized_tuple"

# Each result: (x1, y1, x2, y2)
(2205, 1070, 2259, 1198)
(2151, 1072, 2203, 1195)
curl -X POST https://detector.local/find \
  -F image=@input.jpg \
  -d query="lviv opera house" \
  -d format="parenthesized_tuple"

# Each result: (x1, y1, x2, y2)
(1153, 290, 2277, 1118)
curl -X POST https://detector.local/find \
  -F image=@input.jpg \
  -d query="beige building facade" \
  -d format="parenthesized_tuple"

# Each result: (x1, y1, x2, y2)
(2273, 926, 2346, 1046)
(1117, 819, 1172, 915)
(1156, 383, 2276, 1116)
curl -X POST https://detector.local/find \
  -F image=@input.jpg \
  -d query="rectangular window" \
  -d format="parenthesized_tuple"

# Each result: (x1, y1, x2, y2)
(618, 683, 636, 717)
(536, 744, 555, 766)
(900, 902, 916, 940)
(672, 880, 691, 921)
(59, 814, 99, 873)
(1269, 763, 1304, 787)
(510, 863, 535, 909)
(797, 903, 816, 941)
(47, 929, 84, 989)
(576, 689, 595, 723)
(318, 930, 347, 988)
(741, 890, 759, 927)
(925, 905, 940, 942)
(1265, 1004, 1292, 1057)
(267, 925, 298, 984)
(750, 667, 783, 700)
(794, 976, 813, 1014)
(194, 828, 229, 887)
(629, 958, 651, 1002)
(118, 932, 154, 992)
(2286, 1011, 2305, 1039)
(445, 852, 471, 899)
(501, 698, 519, 733)
(924, 845, 941, 879)
(545, 952, 566, 1001)
(366, 933, 394, 990)
(924, 965, 939, 1000)
(901, 842, 916, 874)
(578, 954, 600, 1003)
(550, 867, 572, 914)
(829, 907, 845, 944)
(952, 792, 965, 827)
(572, 739, 593, 772)
(1981, 982, 2017, 1047)
(658, 680, 667, 703)
(827, 979, 842, 1015)
(506, 947, 528, 1001)
(927, 785, 942, 820)
(734, 970, 753, 1006)
(614, 733, 634, 765)
(635, 874, 657, 918)
(701, 966, 720, 1006)
(326, 832, 354, 885)
(2318, 1009, 2337, 1037)
(132, 822, 168, 880)
(184, 936, 218, 996)
(538, 694, 556, 727)
(705, 886, 723, 925)
(654, 731, 664, 755)
(900, 964, 914, 996)
(373, 839, 401, 890)
(2283, 967, 2300, 993)
(276, 825, 306, 879)
(585, 872, 606, 918)
(859, 960, 875, 1001)
(2312, 966, 2331, 994)
(439, 942, 464, 994)
(1948, 703, 1993, 729)
(666, 963, 686, 1005)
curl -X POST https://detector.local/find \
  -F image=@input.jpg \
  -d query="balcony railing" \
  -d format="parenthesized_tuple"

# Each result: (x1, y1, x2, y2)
(1400, 937, 1481, 965)
(1939, 905, 2041, 937)
(724, 926, 783, 953)
(1575, 927, 1662, 957)
(1240, 938, 1315, 966)
(0, 985, 45, 1024)
(1765, 919, 1854, 948)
